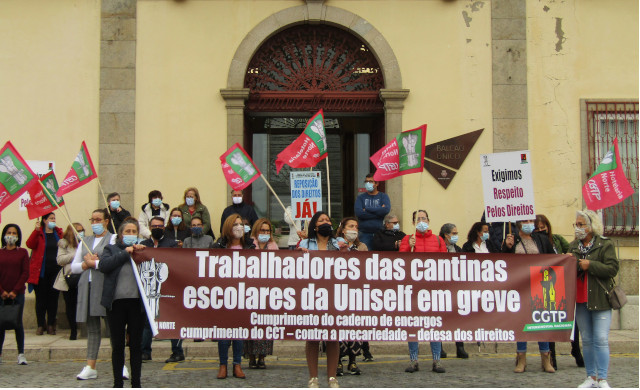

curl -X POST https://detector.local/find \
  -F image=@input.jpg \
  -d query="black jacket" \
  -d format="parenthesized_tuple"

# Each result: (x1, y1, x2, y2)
(501, 231, 554, 254)
(107, 208, 132, 234)
(371, 229, 406, 251)
(219, 202, 259, 234)
(140, 235, 178, 248)
(213, 236, 256, 249)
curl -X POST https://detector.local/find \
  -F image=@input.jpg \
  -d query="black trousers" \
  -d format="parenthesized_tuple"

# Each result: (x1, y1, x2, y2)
(62, 287, 78, 333)
(34, 271, 60, 328)
(107, 298, 144, 388)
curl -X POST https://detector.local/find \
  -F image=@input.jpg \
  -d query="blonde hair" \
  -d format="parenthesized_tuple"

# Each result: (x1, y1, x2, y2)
(576, 209, 604, 236)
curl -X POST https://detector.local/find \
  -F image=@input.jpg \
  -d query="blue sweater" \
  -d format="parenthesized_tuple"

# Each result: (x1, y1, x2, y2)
(354, 191, 391, 233)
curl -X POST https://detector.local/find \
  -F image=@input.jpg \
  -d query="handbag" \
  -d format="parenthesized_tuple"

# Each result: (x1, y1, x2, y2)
(0, 299, 20, 330)
(65, 273, 81, 289)
(596, 278, 628, 310)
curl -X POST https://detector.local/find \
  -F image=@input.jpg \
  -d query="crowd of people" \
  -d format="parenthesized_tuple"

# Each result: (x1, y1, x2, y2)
(0, 176, 621, 388)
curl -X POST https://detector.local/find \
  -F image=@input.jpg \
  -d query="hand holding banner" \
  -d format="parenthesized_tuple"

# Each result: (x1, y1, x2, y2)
(220, 143, 262, 190)
(370, 125, 427, 181)
(0, 141, 37, 213)
(275, 109, 327, 174)
(56, 141, 97, 197)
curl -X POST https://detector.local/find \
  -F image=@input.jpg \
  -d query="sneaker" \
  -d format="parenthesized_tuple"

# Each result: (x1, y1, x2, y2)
(405, 361, 419, 373)
(348, 362, 361, 375)
(432, 360, 446, 373)
(141, 353, 152, 361)
(123, 365, 129, 380)
(328, 377, 340, 388)
(363, 356, 374, 362)
(165, 353, 185, 363)
(17, 354, 27, 365)
(77, 365, 98, 380)
(336, 361, 343, 376)
(578, 377, 598, 388)
(308, 377, 319, 388)
(597, 380, 610, 388)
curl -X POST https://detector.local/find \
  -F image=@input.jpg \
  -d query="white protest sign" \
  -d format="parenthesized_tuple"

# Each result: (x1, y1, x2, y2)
(18, 160, 55, 211)
(290, 171, 322, 221)
(480, 151, 535, 222)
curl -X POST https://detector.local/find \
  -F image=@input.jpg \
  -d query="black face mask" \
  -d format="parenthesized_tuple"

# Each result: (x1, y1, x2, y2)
(151, 228, 164, 240)
(316, 223, 333, 237)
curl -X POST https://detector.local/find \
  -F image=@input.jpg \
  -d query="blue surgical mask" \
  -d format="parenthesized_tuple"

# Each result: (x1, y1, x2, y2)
(47, 221, 56, 229)
(122, 235, 138, 246)
(191, 226, 203, 236)
(92, 223, 105, 235)
(364, 182, 375, 192)
(185, 197, 195, 206)
(416, 222, 429, 233)
(171, 217, 182, 226)
(481, 232, 489, 242)
(110, 200, 120, 210)
(244, 225, 251, 234)
(449, 235, 459, 244)
(151, 198, 162, 207)
(258, 234, 270, 243)
(521, 223, 535, 234)
(392, 223, 400, 232)
(77, 231, 85, 240)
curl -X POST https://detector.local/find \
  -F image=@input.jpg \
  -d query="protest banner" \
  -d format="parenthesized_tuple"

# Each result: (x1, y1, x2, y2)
(0, 141, 37, 213)
(132, 248, 576, 343)
(480, 150, 535, 223)
(370, 125, 427, 182)
(290, 171, 322, 220)
(57, 141, 98, 197)
(25, 171, 65, 219)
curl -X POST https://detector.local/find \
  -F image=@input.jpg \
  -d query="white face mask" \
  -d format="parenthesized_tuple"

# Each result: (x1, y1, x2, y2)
(4, 235, 18, 246)
(344, 230, 358, 242)
(232, 225, 244, 239)
(575, 226, 588, 240)
(232, 196, 243, 205)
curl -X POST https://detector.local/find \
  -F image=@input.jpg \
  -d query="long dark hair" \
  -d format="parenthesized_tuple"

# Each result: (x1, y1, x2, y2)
(1, 224, 22, 247)
(307, 211, 333, 240)
(166, 208, 187, 231)
(535, 214, 554, 245)
(466, 222, 488, 243)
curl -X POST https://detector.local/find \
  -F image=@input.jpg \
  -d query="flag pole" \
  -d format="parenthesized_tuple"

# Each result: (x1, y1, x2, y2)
(259, 176, 299, 234)
(325, 157, 331, 217)
(38, 181, 93, 255)
(96, 179, 117, 233)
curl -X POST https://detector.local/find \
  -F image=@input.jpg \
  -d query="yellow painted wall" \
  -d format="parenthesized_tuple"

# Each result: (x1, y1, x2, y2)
(0, 0, 100, 235)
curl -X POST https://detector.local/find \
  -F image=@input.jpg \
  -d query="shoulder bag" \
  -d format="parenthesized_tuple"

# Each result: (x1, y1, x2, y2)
(595, 278, 627, 310)
(65, 272, 81, 289)
(0, 299, 20, 330)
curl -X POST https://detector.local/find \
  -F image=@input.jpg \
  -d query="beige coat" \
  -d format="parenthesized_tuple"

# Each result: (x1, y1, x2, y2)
(53, 238, 77, 292)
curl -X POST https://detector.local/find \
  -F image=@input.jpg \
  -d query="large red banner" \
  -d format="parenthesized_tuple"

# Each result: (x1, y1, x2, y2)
(132, 249, 576, 342)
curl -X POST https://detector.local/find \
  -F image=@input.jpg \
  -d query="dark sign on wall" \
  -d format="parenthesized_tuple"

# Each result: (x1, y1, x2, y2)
(423, 128, 484, 189)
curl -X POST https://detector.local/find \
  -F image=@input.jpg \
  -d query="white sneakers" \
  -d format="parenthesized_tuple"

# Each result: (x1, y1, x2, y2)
(77, 365, 98, 380)
(17, 354, 27, 365)
(308, 377, 319, 388)
(328, 377, 340, 388)
(123, 365, 130, 380)
(578, 377, 611, 388)
(597, 380, 610, 388)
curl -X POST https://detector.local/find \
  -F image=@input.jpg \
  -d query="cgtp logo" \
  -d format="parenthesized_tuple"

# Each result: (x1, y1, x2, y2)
(529, 266, 567, 324)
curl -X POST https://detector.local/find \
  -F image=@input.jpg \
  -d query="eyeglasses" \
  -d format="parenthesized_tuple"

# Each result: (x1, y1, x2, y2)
(573, 223, 590, 228)
(415, 216, 429, 222)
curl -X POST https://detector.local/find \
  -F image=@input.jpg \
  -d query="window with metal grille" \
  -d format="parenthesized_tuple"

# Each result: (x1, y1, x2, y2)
(585, 101, 638, 236)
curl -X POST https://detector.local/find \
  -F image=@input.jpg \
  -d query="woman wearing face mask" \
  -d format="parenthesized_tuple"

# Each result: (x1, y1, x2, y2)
(461, 222, 500, 253)
(503, 219, 556, 373)
(569, 210, 618, 389)
(250, 218, 278, 250)
(138, 190, 169, 240)
(70, 209, 120, 381)
(26, 212, 63, 336)
(53, 223, 85, 340)
(298, 211, 344, 388)
(0, 223, 29, 365)
(438, 223, 469, 359)
(183, 217, 214, 249)
(178, 187, 212, 237)
(164, 208, 191, 247)
(400, 210, 447, 374)
(213, 214, 254, 380)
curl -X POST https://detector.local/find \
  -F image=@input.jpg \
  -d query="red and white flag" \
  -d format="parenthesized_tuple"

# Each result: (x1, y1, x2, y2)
(582, 138, 635, 210)
(275, 109, 327, 174)
(0, 141, 37, 213)
(57, 141, 97, 197)
(220, 143, 262, 190)
(370, 125, 427, 181)
(26, 171, 65, 220)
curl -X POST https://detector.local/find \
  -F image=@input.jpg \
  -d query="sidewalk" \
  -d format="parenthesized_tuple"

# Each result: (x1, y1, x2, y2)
(2, 329, 638, 362)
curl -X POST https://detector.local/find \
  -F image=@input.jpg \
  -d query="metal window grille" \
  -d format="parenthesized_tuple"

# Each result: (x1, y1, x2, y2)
(586, 101, 639, 236)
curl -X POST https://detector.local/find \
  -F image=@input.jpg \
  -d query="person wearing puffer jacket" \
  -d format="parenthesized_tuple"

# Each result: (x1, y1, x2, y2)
(400, 210, 447, 374)
(138, 190, 170, 240)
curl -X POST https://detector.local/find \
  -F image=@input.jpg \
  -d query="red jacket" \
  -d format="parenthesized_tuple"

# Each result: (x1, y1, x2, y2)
(25, 226, 63, 284)
(399, 230, 446, 253)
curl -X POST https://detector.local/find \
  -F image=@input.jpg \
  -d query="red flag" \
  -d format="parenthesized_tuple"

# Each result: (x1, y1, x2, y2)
(370, 125, 427, 181)
(26, 171, 65, 220)
(0, 141, 37, 213)
(57, 141, 97, 197)
(582, 138, 635, 210)
(219, 143, 261, 190)
(275, 110, 327, 174)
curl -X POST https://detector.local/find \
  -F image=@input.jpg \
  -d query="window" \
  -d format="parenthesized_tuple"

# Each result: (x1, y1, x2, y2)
(585, 101, 638, 236)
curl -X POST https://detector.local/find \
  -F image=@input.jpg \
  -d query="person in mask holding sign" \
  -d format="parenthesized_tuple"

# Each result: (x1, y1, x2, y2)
(219, 189, 258, 236)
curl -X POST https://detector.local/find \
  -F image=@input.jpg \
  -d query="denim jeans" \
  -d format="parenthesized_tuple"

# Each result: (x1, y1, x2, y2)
(218, 340, 243, 366)
(408, 341, 441, 361)
(516, 341, 550, 353)
(358, 232, 375, 250)
(575, 303, 611, 379)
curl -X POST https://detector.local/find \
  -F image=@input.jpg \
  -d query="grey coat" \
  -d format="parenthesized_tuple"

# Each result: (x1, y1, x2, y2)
(75, 233, 113, 322)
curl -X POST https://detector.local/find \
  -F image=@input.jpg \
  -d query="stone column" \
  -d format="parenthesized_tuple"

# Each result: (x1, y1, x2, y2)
(220, 88, 250, 203)
(99, 0, 137, 211)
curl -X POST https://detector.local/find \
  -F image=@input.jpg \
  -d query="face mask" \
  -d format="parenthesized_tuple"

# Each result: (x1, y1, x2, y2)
(232, 225, 245, 239)
(449, 235, 459, 244)
(575, 227, 588, 240)
(151, 198, 162, 207)
(191, 226, 203, 236)
(151, 228, 164, 240)
(316, 223, 333, 237)
(171, 217, 182, 226)
(91, 223, 104, 235)
(258, 234, 270, 243)
(77, 231, 85, 240)
(47, 221, 57, 230)
(232, 196, 243, 205)
(392, 223, 400, 232)
(344, 230, 359, 242)
(521, 223, 535, 234)
(364, 182, 375, 192)
(4, 235, 18, 246)
(481, 232, 489, 242)
(416, 222, 429, 233)
(185, 197, 195, 206)
(110, 200, 120, 210)
(244, 225, 251, 234)
(122, 235, 138, 246)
